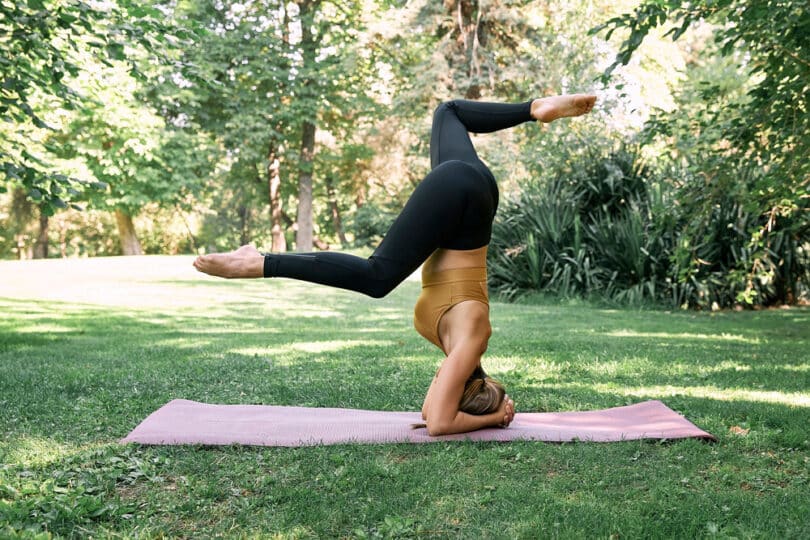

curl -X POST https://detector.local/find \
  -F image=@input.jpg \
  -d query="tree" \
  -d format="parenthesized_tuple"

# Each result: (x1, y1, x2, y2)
(372, 0, 620, 200)
(0, 1, 187, 214)
(44, 41, 214, 256)
(159, 0, 379, 252)
(593, 0, 810, 305)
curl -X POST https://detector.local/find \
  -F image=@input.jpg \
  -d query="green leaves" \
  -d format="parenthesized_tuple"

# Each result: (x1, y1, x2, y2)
(589, 0, 810, 307)
(0, 0, 196, 211)
(105, 42, 126, 61)
(489, 142, 809, 309)
(0, 446, 168, 537)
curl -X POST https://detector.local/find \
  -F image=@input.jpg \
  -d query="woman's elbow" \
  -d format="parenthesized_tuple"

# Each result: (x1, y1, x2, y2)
(426, 420, 452, 437)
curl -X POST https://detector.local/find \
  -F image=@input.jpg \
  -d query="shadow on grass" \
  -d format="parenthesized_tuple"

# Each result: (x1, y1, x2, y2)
(2, 295, 807, 454)
(0, 295, 433, 447)
(0, 297, 807, 454)
(3, 260, 808, 538)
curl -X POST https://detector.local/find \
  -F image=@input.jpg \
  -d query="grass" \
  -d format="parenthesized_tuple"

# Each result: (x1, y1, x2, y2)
(1, 255, 808, 539)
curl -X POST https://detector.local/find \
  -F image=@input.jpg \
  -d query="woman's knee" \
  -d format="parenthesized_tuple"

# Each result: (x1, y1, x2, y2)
(431, 158, 478, 178)
(364, 280, 397, 299)
(433, 100, 460, 121)
(363, 258, 410, 298)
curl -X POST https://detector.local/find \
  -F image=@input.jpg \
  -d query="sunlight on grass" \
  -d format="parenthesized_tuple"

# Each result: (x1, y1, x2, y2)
(482, 356, 521, 373)
(668, 360, 771, 375)
(702, 360, 751, 373)
(0, 256, 349, 314)
(234, 339, 396, 356)
(779, 364, 810, 372)
(1, 256, 808, 538)
(14, 324, 76, 334)
(352, 327, 403, 336)
(179, 327, 282, 335)
(3, 436, 79, 468)
(580, 383, 810, 407)
(600, 329, 761, 344)
(353, 313, 414, 323)
(285, 308, 342, 318)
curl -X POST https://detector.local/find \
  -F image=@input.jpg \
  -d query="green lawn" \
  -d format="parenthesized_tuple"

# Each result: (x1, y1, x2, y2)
(1, 256, 808, 539)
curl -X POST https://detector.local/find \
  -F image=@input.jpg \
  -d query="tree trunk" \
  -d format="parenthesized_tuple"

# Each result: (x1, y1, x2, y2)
(237, 204, 251, 246)
(295, 0, 318, 252)
(280, 209, 329, 250)
(60, 222, 68, 258)
(447, 0, 487, 99)
(115, 209, 142, 255)
(296, 122, 316, 252)
(33, 209, 48, 259)
(10, 188, 34, 259)
(268, 142, 287, 252)
(325, 176, 348, 247)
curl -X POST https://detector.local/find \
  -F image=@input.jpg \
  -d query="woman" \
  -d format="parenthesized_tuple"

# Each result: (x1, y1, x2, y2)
(194, 94, 596, 435)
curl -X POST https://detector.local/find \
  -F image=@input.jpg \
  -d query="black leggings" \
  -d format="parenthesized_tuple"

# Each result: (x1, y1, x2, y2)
(263, 99, 534, 298)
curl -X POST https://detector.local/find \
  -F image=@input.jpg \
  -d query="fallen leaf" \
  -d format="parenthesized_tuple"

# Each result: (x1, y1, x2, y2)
(729, 426, 750, 436)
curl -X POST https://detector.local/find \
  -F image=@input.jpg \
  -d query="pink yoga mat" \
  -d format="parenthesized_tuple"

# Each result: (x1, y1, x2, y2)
(121, 399, 715, 446)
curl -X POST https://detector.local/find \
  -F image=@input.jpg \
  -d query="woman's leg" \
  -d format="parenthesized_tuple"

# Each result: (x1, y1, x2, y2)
(263, 159, 485, 298)
(197, 98, 592, 296)
(260, 101, 538, 295)
(192, 160, 481, 297)
(429, 100, 533, 168)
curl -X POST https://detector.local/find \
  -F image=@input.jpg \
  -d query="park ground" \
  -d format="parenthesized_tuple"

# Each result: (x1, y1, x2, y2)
(1, 256, 808, 538)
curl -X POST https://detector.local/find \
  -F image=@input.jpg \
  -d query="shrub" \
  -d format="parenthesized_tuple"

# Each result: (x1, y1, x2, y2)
(488, 145, 809, 308)
(348, 203, 397, 248)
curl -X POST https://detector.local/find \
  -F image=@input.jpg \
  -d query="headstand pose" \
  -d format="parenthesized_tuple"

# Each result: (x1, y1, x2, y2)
(194, 94, 596, 435)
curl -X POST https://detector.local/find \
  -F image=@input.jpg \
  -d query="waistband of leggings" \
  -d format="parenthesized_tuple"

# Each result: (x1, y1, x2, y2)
(421, 266, 487, 287)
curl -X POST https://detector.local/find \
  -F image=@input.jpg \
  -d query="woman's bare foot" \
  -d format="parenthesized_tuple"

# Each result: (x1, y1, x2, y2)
(193, 245, 264, 279)
(531, 94, 597, 123)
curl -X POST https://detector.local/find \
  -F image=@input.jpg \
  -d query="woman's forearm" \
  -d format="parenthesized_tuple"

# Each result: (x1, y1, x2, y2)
(426, 410, 503, 436)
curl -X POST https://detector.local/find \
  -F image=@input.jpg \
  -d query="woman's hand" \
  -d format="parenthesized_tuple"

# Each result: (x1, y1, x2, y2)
(496, 395, 515, 428)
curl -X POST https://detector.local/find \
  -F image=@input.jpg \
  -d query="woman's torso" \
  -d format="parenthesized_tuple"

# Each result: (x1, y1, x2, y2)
(423, 245, 488, 273)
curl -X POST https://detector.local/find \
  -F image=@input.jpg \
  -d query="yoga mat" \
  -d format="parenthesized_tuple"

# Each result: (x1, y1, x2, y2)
(121, 399, 715, 446)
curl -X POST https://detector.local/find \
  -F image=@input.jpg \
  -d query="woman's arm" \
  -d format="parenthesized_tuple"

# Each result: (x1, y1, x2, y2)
(422, 340, 514, 436)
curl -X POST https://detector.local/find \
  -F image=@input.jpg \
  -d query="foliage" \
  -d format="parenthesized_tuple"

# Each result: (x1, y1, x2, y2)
(46, 207, 119, 258)
(490, 146, 661, 304)
(128, 203, 198, 255)
(0, 258, 808, 537)
(349, 202, 397, 248)
(53, 64, 212, 217)
(489, 144, 809, 308)
(373, 0, 625, 241)
(0, 0, 190, 214)
(151, 0, 383, 251)
(591, 0, 810, 306)
(1, 445, 167, 537)
(2, 0, 805, 310)
(594, 0, 810, 185)
(195, 183, 275, 252)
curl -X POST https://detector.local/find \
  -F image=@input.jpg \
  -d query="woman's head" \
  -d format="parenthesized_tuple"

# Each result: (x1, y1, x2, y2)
(459, 365, 505, 415)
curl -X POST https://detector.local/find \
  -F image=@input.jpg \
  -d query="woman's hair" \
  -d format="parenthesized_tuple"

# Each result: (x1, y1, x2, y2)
(412, 365, 506, 430)
(458, 365, 505, 415)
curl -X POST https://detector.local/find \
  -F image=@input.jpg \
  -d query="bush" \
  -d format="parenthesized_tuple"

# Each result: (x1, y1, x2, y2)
(488, 145, 809, 309)
(348, 203, 397, 248)
(489, 146, 665, 305)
